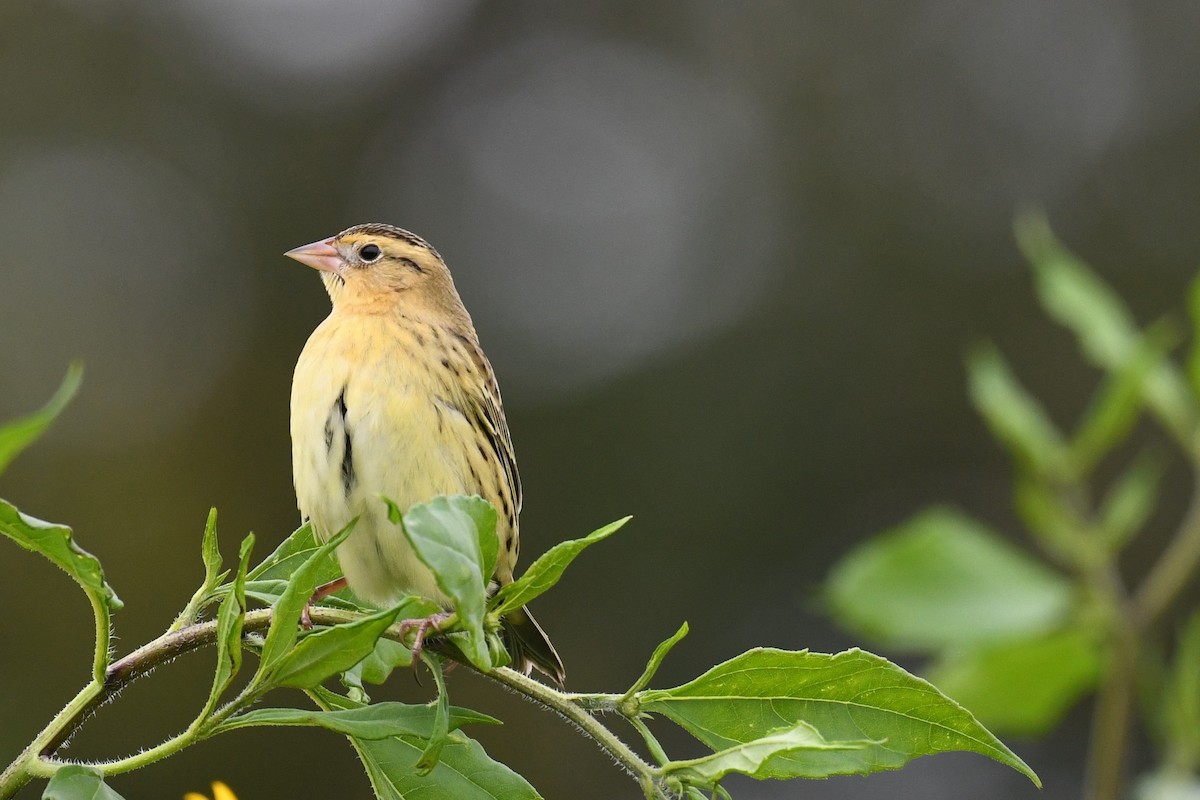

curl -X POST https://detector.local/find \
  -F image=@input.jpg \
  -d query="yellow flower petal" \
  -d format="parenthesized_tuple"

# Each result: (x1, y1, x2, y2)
(182, 781, 238, 800)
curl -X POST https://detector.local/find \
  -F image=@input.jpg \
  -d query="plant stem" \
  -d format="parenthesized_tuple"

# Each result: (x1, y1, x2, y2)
(37, 610, 276, 758)
(1134, 476, 1200, 626)
(0, 680, 102, 797)
(1083, 471, 1200, 798)
(628, 715, 671, 766)
(1084, 619, 1138, 800)
(1, 607, 666, 799)
(483, 665, 664, 793)
(561, 691, 622, 711)
(87, 591, 110, 683)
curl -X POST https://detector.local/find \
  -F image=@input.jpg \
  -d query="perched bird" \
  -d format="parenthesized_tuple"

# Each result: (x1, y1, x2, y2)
(286, 223, 564, 685)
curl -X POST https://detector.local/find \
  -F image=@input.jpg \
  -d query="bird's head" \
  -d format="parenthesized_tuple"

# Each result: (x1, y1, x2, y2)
(285, 224, 465, 318)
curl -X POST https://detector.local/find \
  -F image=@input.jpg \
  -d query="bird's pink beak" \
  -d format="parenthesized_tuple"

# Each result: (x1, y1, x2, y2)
(285, 237, 344, 274)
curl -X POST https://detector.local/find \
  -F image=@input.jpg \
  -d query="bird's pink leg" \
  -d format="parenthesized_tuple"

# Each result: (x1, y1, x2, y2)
(399, 611, 454, 668)
(301, 576, 349, 629)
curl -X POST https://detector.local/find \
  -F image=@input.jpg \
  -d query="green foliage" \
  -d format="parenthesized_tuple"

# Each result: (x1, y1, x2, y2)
(491, 516, 630, 616)
(257, 521, 356, 679)
(661, 722, 867, 789)
(826, 507, 1074, 649)
(415, 654, 452, 774)
(0, 360, 1039, 799)
(0, 501, 124, 620)
(0, 363, 81, 476)
(826, 214, 1200, 800)
(41, 767, 125, 800)
(0, 367, 119, 684)
(270, 605, 405, 690)
(202, 533, 253, 718)
(1159, 613, 1200, 774)
(314, 688, 542, 800)
(968, 343, 1070, 480)
(214, 702, 499, 739)
(385, 495, 496, 670)
(622, 621, 689, 700)
(1099, 450, 1166, 551)
(926, 630, 1103, 736)
(247, 521, 340, 585)
(639, 647, 1038, 784)
(1017, 212, 1197, 442)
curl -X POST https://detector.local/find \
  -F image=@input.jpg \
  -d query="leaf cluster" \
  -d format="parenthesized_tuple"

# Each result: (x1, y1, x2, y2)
(826, 214, 1200, 797)
(0, 364, 1038, 798)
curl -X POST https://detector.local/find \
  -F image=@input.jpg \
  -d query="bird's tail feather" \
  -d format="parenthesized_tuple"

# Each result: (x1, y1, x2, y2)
(502, 606, 565, 687)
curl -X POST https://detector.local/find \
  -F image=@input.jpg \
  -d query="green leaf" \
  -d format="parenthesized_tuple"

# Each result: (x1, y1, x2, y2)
(1012, 476, 1088, 561)
(338, 596, 442, 702)
(257, 519, 354, 679)
(623, 621, 689, 701)
(0, 502, 123, 612)
(358, 629, 429, 683)
(200, 508, 224, 591)
(0, 362, 82, 476)
(173, 509, 229, 631)
(1098, 450, 1166, 551)
(967, 344, 1070, 479)
(203, 534, 254, 716)
(269, 605, 404, 689)
(416, 655, 452, 775)
(1161, 613, 1200, 772)
(1070, 321, 1176, 474)
(396, 494, 499, 584)
(1016, 212, 1196, 443)
(492, 516, 631, 616)
(826, 507, 1074, 649)
(312, 688, 542, 800)
(664, 722, 869, 788)
(385, 496, 494, 671)
(639, 647, 1040, 785)
(42, 765, 126, 800)
(926, 629, 1103, 736)
(215, 701, 498, 739)
(1188, 272, 1200, 397)
(248, 521, 341, 585)
(242, 579, 366, 612)
(0, 500, 122, 679)
(341, 640, 406, 704)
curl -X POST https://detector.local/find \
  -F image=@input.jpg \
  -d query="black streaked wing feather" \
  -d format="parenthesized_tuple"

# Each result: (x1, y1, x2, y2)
(456, 333, 522, 523)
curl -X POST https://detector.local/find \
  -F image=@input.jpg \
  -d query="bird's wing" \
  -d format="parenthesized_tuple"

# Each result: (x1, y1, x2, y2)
(467, 341, 523, 518)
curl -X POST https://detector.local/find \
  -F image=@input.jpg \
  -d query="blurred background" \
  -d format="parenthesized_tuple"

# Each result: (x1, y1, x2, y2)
(2, 2, 1199, 798)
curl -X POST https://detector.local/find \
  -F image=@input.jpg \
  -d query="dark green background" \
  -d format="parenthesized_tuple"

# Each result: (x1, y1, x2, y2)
(2, 3, 1198, 798)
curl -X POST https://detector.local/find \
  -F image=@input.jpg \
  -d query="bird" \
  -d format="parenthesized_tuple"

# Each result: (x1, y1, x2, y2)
(286, 223, 564, 685)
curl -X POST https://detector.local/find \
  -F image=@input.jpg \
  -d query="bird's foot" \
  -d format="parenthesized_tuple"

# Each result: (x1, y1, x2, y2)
(300, 576, 349, 629)
(399, 611, 454, 666)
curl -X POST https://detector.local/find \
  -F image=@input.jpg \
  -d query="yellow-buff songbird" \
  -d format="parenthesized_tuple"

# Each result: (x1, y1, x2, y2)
(286, 223, 565, 685)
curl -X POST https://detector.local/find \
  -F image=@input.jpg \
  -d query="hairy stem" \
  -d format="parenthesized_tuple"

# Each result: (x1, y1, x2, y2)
(484, 665, 661, 791)
(87, 591, 110, 684)
(0, 681, 102, 797)
(38, 610, 276, 758)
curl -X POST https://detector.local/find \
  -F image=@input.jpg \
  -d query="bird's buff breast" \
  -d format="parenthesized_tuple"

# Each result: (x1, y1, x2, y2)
(291, 313, 470, 606)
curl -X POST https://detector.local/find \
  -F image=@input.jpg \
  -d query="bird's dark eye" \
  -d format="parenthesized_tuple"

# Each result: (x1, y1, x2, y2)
(359, 243, 382, 263)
